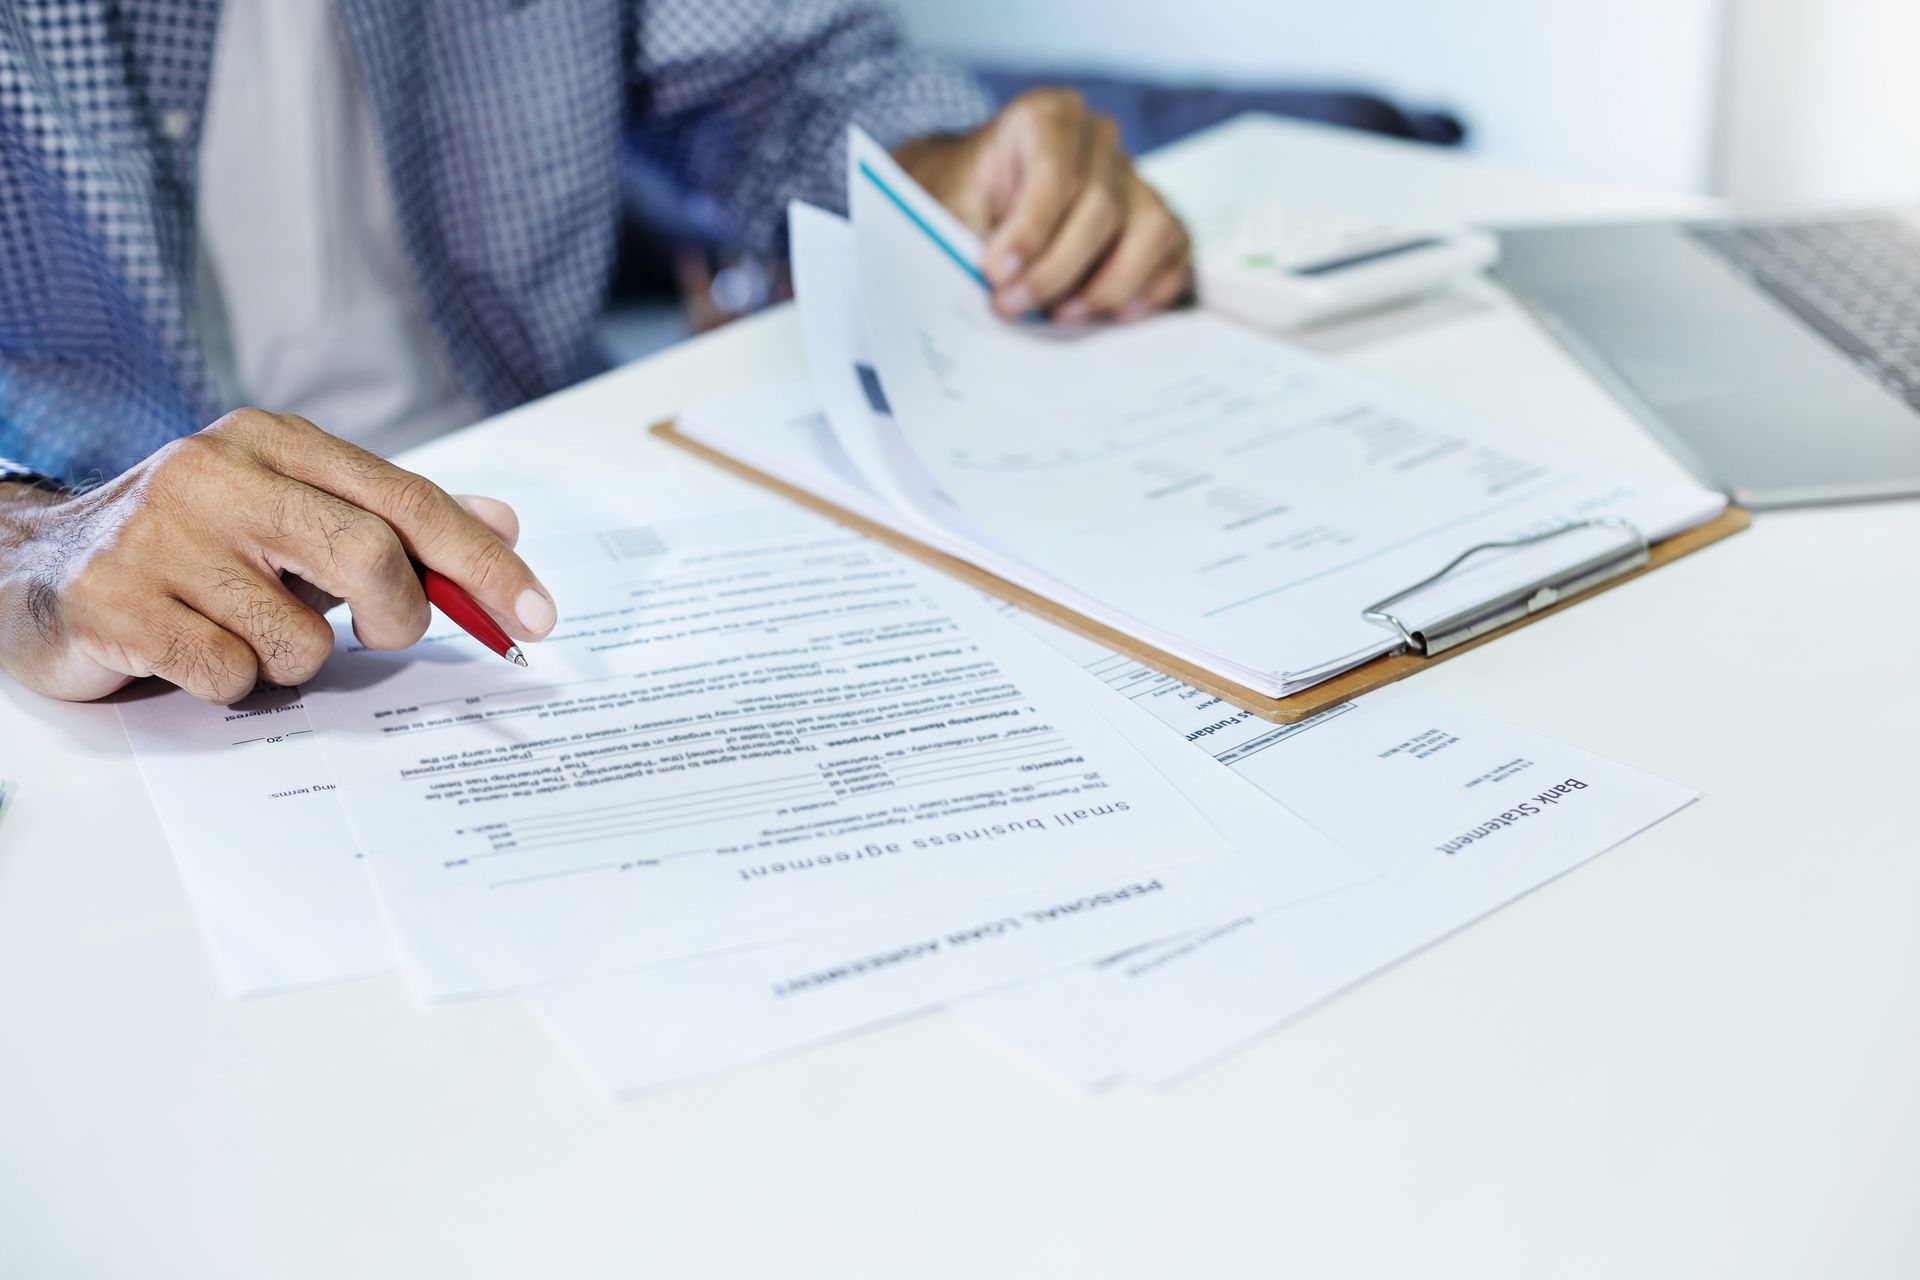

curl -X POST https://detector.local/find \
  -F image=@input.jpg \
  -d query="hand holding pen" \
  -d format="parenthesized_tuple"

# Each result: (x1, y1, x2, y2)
(0, 409, 557, 703)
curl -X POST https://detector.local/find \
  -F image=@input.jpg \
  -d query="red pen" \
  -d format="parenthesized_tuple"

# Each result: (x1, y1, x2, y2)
(419, 566, 528, 667)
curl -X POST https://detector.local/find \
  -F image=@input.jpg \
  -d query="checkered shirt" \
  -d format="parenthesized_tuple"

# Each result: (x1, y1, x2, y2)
(0, 0, 991, 488)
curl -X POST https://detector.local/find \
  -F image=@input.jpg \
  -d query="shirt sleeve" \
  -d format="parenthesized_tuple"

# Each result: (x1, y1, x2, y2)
(630, 0, 995, 255)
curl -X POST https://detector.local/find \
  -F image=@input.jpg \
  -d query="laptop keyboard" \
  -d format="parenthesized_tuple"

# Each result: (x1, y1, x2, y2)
(1690, 216, 1920, 408)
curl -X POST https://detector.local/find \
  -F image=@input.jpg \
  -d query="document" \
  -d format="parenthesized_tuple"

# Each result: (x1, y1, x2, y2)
(833, 130, 1728, 695)
(787, 199, 1018, 561)
(304, 503, 1363, 998)
(788, 198, 935, 526)
(955, 636, 1699, 1089)
(529, 648, 1367, 1095)
(107, 480, 666, 998)
(118, 684, 394, 997)
(667, 376, 1699, 1090)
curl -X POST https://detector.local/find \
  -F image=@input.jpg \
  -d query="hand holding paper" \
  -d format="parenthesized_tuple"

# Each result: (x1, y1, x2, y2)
(675, 132, 1731, 708)
(892, 88, 1193, 323)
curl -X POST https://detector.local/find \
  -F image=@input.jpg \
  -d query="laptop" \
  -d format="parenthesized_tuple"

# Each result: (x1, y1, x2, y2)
(1495, 212, 1920, 508)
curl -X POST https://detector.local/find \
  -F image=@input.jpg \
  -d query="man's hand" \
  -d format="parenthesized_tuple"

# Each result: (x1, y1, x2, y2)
(894, 88, 1192, 325)
(0, 409, 556, 704)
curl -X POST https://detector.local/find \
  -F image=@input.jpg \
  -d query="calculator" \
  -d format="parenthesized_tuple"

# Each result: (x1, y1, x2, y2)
(1187, 202, 1499, 331)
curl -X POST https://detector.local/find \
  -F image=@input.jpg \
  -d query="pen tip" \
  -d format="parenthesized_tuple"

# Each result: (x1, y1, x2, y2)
(506, 646, 528, 667)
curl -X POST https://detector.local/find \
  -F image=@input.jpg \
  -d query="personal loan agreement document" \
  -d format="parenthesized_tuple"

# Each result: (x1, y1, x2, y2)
(958, 635, 1699, 1089)
(528, 647, 1367, 1096)
(845, 130, 1727, 695)
(118, 684, 393, 996)
(304, 505, 1327, 996)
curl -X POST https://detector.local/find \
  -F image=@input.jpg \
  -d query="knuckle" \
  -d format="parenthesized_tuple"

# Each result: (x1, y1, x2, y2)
(1143, 220, 1186, 266)
(1024, 252, 1079, 297)
(142, 626, 190, 682)
(158, 626, 256, 703)
(205, 656, 258, 703)
(462, 534, 513, 595)
(352, 594, 428, 650)
(262, 413, 322, 464)
(385, 472, 447, 530)
(1145, 197, 1188, 247)
(1133, 198, 1174, 236)
(1031, 273, 1079, 306)
(211, 570, 333, 683)
(1005, 223, 1047, 257)
(276, 613, 336, 684)
(207, 406, 271, 435)
(339, 512, 409, 580)
(149, 430, 228, 485)
(210, 633, 258, 699)
(1026, 87, 1082, 120)
(290, 492, 410, 590)
(203, 406, 284, 451)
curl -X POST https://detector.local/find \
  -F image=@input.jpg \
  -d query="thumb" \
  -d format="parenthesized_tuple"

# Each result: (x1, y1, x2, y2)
(453, 494, 520, 549)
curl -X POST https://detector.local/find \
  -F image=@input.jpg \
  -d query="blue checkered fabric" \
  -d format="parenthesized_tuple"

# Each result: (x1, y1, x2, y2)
(0, 0, 991, 488)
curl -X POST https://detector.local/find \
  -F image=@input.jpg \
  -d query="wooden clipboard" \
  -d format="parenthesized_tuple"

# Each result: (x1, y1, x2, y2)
(653, 419, 1751, 723)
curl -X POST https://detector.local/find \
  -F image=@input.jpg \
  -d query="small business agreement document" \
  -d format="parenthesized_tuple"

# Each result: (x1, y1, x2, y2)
(301, 503, 1369, 1000)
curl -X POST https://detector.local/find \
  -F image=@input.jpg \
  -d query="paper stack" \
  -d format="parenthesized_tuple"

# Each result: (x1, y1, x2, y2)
(113, 132, 1708, 1096)
(674, 130, 1728, 701)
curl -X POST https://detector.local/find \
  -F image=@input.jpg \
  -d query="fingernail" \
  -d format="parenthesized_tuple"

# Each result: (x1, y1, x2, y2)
(515, 587, 556, 636)
(999, 283, 1034, 315)
(1056, 300, 1091, 325)
(989, 250, 1023, 284)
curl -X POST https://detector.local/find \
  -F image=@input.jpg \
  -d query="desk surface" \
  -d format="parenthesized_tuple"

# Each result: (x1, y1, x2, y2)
(4, 116, 1916, 1280)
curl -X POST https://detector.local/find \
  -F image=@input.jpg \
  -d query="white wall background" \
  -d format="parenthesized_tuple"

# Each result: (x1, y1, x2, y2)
(1714, 0, 1920, 205)
(892, 0, 1920, 204)
(892, 0, 1724, 193)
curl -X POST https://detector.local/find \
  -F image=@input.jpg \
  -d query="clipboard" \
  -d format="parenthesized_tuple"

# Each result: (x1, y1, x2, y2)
(652, 419, 1751, 723)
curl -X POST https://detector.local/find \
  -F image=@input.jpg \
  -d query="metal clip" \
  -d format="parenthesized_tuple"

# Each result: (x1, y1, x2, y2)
(1362, 518, 1650, 657)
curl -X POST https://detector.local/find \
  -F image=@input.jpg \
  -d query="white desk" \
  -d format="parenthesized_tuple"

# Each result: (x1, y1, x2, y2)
(4, 116, 1916, 1279)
